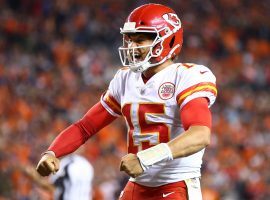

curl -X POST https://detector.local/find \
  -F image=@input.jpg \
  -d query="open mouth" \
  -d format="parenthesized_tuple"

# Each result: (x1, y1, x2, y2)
(125, 47, 148, 64)
(133, 52, 143, 61)
(134, 54, 142, 60)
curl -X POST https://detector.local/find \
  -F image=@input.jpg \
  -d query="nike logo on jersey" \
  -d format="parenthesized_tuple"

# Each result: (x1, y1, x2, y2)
(162, 192, 175, 197)
(200, 70, 208, 74)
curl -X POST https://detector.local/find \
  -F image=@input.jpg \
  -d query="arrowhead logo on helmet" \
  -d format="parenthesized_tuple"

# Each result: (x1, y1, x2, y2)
(162, 13, 181, 30)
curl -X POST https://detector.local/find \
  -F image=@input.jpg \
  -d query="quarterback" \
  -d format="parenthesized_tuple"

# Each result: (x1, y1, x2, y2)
(36, 3, 217, 200)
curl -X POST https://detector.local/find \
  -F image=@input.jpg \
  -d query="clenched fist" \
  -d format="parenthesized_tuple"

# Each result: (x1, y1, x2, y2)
(120, 153, 143, 178)
(36, 152, 60, 176)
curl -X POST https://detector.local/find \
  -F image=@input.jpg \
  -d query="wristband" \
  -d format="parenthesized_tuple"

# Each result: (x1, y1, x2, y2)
(137, 143, 173, 171)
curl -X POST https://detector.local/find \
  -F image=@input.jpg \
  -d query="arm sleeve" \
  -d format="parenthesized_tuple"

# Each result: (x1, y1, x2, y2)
(48, 102, 116, 157)
(180, 97, 212, 131)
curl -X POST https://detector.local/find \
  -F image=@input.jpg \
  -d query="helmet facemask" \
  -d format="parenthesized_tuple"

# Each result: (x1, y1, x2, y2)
(119, 27, 171, 73)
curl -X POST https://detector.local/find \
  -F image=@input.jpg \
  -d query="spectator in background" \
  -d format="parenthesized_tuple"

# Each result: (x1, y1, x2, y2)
(1, 0, 270, 199)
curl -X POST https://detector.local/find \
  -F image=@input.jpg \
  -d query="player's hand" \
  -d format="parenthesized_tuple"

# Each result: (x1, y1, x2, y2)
(36, 153, 59, 176)
(119, 153, 143, 178)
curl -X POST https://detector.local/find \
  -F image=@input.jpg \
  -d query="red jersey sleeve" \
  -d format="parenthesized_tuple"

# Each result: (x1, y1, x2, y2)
(180, 97, 212, 131)
(48, 102, 116, 157)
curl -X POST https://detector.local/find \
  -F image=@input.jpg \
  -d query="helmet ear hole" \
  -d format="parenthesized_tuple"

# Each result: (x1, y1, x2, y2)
(153, 43, 162, 56)
(155, 48, 161, 55)
(164, 28, 170, 34)
(169, 36, 175, 48)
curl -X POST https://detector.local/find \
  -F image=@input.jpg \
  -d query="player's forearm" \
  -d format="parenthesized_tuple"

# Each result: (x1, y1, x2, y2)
(33, 176, 55, 192)
(48, 124, 88, 157)
(24, 166, 55, 192)
(168, 125, 211, 159)
(47, 102, 116, 157)
(136, 126, 210, 171)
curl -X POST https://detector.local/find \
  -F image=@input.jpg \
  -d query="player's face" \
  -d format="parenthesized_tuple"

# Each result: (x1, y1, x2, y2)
(125, 33, 156, 63)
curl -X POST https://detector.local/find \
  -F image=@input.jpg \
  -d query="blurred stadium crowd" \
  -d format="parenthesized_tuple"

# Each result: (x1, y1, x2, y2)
(0, 0, 269, 199)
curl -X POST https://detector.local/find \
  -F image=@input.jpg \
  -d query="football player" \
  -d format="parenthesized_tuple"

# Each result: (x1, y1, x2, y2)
(36, 3, 217, 200)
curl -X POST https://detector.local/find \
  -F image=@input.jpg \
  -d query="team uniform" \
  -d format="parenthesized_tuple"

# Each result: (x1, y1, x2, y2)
(50, 155, 94, 200)
(101, 63, 217, 199)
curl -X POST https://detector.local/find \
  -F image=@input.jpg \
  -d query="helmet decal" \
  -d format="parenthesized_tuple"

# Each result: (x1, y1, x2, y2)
(162, 13, 181, 31)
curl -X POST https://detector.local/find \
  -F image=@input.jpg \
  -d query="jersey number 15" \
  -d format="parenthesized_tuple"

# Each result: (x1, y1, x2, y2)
(122, 103, 170, 154)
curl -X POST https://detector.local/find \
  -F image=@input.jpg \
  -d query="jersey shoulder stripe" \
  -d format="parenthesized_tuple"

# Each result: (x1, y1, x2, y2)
(101, 91, 122, 115)
(176, 82, 217, 106)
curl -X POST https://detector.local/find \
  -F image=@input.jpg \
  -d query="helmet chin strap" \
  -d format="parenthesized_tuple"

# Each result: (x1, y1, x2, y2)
(129, 62, 151, 73)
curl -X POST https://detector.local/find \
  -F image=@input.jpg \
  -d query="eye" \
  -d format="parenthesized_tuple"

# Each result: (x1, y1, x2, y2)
(136, 39, 144, 44)
(138, 37, 152, 44)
